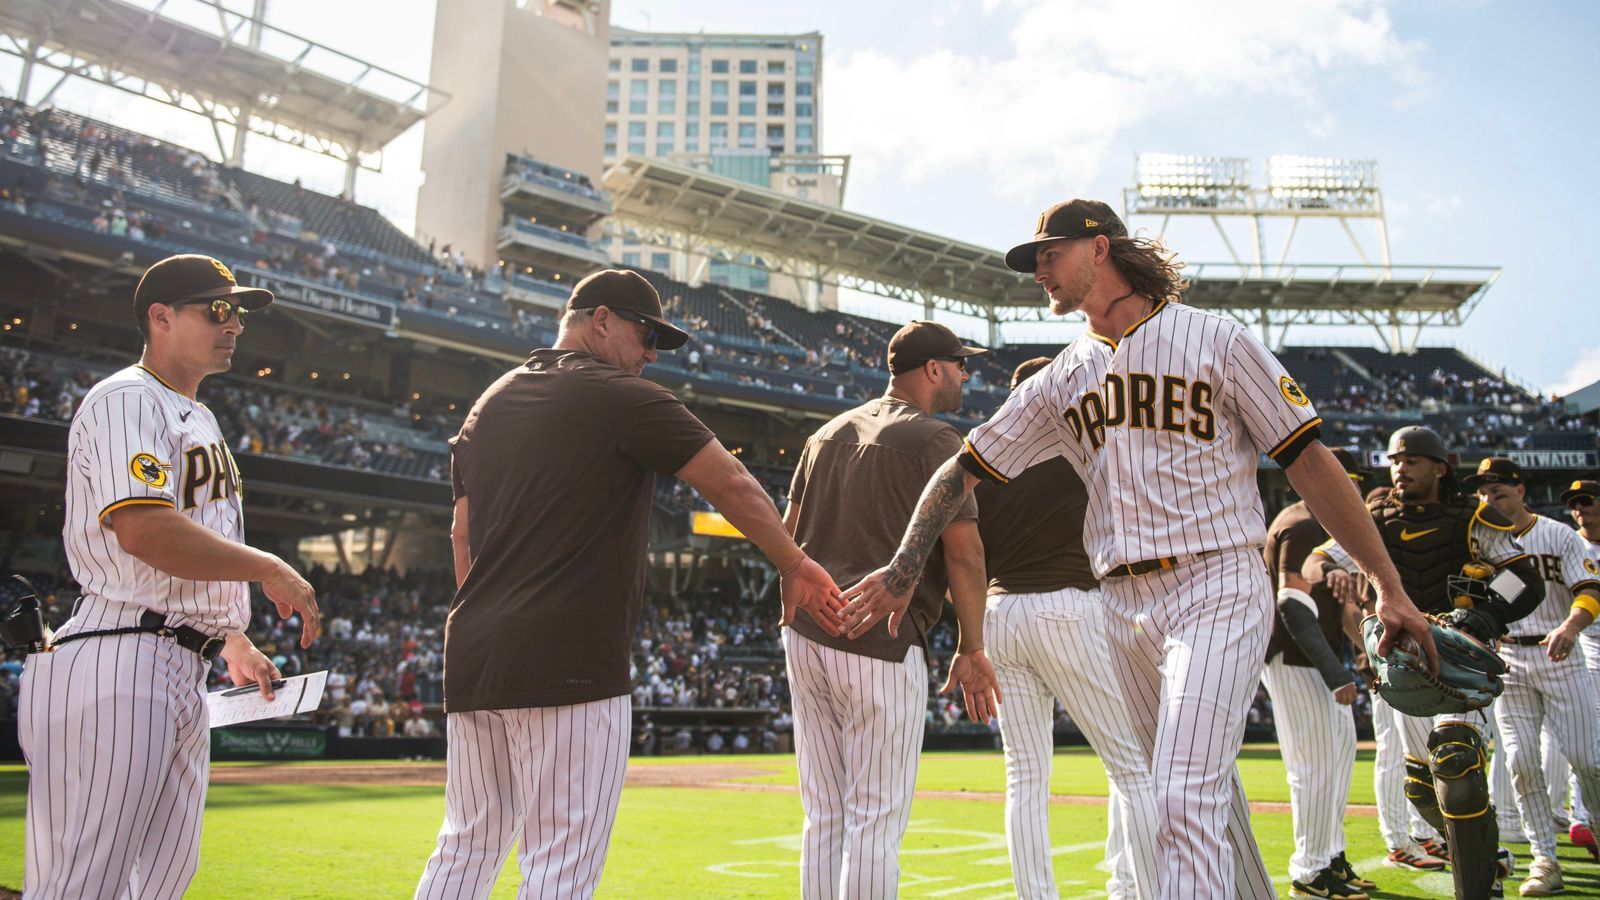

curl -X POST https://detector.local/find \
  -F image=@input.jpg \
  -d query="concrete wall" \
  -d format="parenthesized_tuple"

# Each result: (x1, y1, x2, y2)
(418, 0, 610, 267)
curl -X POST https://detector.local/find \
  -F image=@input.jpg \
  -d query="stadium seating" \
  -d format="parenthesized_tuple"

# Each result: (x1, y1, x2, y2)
(223, 168, 433, 266)
(0, 95, 1587, 474)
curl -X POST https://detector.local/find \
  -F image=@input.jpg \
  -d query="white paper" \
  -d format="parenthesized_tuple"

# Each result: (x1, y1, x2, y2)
(207, 670, 328, 729)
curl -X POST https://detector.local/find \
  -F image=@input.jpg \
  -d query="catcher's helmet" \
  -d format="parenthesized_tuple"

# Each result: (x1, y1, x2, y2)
(1387, 426, 1451, 466)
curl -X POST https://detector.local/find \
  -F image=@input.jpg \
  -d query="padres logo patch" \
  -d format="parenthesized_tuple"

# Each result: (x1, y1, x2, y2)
(1586, 557, 1599, 577)
(1279, 376, 1310, 407)
(210, 258, 236, 284)
(129, 452, 171, 488)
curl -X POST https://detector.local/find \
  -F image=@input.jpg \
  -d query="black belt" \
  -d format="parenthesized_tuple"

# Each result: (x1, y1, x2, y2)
(52, 611, 225, 661)
(1506, 635, 1546, 647)
(1104, 557, 1180, 578)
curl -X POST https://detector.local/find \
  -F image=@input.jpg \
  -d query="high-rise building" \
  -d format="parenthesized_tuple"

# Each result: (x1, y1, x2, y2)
(606, 29, 821, 163)
(606, 29, 839, 302)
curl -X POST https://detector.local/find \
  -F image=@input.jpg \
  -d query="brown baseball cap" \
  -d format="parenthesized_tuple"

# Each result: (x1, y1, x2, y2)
(887, 320, 988, 375)
(1004, 199, 1128, 273)
(134, 254, 273, 326)
(1329, 448, 1369, 484)
(1010, 356, 1054, 390)
(566, 269, 689, 351)
(1560, 478, 1599, 504)
(1462, 456, 1524, 490)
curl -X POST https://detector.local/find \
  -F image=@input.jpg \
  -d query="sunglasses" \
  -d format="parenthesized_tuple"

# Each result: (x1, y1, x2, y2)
(174, 297, 250, 325)
(1571, 495, 1598, 510)
(932, 356, 968, 371)
(594, 307, 660, 350)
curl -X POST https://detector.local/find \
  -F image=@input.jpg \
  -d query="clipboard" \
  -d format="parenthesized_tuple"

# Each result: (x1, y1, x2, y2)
(207, 670, 328, 728)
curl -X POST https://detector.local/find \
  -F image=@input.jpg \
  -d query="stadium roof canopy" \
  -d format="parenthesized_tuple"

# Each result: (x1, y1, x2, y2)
(0, 0, 446, 182)
(603, 154, 1501, 352)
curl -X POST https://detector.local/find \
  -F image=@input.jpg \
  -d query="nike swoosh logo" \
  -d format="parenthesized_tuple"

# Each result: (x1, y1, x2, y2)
(179, 410, 191, 422)
(1400, 527, 1438, 541)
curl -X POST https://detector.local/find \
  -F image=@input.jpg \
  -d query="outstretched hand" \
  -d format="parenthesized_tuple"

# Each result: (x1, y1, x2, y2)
(780, 556, 845, 636)
(839, 564, 915, 640)
(940, 648, 1001, 724)
(1374, 582, 1439, 675)
(262, 558, 320, 649)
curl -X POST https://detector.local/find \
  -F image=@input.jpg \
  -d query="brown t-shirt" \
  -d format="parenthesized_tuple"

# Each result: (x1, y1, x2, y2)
(445, 349, 715, 711)
(1263, 500, 1346, 666)
(786, 397, 977, 662)
(974, 456, 1097, 594)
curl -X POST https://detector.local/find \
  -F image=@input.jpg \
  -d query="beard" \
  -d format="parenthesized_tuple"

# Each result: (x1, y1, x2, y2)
(1395, 480, 1436, 502)
(1048, 262, 1096, 316)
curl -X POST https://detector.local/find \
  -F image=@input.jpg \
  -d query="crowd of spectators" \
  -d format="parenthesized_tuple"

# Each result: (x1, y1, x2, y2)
(212, 564, 453, 738)
(0, 345, 452, 478)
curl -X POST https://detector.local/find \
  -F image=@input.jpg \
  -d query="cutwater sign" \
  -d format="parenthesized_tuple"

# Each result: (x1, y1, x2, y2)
(237, 267, 396, 329)
(1506, 450, 1599, 469)
(213, 727, 327, 759)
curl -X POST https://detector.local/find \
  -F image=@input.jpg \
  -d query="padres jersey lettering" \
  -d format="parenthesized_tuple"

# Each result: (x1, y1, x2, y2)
(63, 365, 249, 634)
(1504, 516, 1600, 637)
(962, 301, 1322, 575)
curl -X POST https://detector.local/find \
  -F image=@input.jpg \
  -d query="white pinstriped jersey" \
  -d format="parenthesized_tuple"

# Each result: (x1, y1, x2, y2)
(962, 301, 1322, 576)
(1502, 516, 1600, 637)
(63, 364, 249, 634)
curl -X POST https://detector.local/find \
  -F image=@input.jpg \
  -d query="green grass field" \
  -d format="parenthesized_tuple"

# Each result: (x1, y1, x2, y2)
(3, 746, 1597, 897)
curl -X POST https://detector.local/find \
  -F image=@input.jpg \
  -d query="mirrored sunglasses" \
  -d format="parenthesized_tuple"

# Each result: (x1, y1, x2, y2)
(175, 297, 251, 325)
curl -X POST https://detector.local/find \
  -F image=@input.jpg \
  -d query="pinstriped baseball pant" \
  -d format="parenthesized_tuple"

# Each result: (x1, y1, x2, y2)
(1370, 693, 1439, 848)
(1260, 657, 1356, 881)
(1494, 643, 1600, 860)
(783, 628, 926, 900)
(415, 697, 630, 900)
(985, 588, 1160, 899)
(20, 614, 211, 900)
(1098, 548, 1275, 900)
(1544, 634, 1600, 825)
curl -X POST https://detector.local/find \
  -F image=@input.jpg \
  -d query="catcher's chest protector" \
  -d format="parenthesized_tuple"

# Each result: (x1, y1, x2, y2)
(1373, 499, 1479, 614)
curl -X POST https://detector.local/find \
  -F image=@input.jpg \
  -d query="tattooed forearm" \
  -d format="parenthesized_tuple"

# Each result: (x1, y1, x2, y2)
(884, 458, 972, 595)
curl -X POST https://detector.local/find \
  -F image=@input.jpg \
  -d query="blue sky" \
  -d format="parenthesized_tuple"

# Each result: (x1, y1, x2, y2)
(6, 0, 1596, 396)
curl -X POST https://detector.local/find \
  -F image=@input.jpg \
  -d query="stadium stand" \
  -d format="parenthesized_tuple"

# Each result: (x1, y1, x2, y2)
(0, 96, 1592, 747)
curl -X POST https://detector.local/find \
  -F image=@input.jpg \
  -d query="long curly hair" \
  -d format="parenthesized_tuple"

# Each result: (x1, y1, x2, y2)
(1106, 234, 1190, 303)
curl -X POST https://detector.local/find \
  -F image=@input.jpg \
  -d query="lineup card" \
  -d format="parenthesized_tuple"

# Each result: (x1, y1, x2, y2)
(206, 670, 328, 729)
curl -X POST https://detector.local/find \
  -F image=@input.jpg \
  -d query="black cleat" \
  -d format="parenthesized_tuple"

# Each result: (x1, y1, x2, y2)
(1331, 851, 1376, 890)
(1290, 868, 1371, 899)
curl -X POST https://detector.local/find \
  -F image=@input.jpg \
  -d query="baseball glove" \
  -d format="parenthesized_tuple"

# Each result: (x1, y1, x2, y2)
(1360, 614, 1507, 718)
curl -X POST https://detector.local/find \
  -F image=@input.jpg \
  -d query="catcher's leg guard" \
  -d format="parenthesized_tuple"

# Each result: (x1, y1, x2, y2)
(1429, 722, 1498, 899)
(1404, 755, 1447, 833)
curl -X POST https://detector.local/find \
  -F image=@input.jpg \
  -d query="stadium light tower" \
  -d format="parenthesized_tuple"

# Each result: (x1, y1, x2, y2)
(1123, 152, 1391, 276)
(1120, 152, 1495, 353)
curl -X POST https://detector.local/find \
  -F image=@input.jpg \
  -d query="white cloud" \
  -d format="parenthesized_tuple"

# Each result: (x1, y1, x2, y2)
(1550, 346, 1600, 398)
(826, 0, 1422, 198)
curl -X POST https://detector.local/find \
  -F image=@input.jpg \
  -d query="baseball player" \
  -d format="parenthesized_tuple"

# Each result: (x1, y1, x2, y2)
(1352, 487, 1449, 871)
(1467, 458, 1600, 895)
(1544, 477, 1600, 850)
(976, 356, 1159, 899)
(13, 254, 320, 898)
(783, 320, 999, 899)
(415, 270, 843, 900)
(843, 199, 1437, 900)
(1307, 427, 1545, 900)
(1262, 449, 1374, 898)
